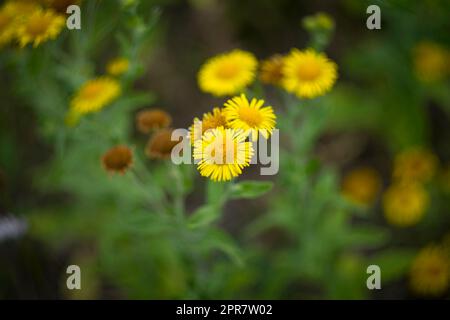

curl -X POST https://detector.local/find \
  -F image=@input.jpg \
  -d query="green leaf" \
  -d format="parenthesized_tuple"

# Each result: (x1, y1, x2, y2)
(203, 229, 244, 267)
(230, 181, 273, 199)
(343, 226, 390, 249)
(187, 205, 220, 229)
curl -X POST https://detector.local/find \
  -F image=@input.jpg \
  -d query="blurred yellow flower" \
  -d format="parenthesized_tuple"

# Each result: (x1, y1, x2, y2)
(223, 94, 276, 140)
(393, 147, 438, 183)
(0, 9, 15, 46)
(16, 9, 65, 48)
(382, 182, 429, 227)
(107, 57, 130, 77)
(341, 167, 382, 206)
(3, 0, 41, 18)
(259, 55, 285, 86)
(414, 41, 449, 83)
(198, 49, 257, 97)
(136, 109, 172, 134)
(410, 245, 450, 296)
(194, 127, 253, 182)
(70, 77, 121, 115)
(189, 107, 228, 145)
(282, 48, 337, 99)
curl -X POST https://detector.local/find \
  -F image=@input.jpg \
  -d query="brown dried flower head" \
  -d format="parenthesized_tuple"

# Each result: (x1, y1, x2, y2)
(146, 129, 181, 159)
(136, 109, 172, 134)
(101, 145, 133, 174)
(259, 54, 285, 86)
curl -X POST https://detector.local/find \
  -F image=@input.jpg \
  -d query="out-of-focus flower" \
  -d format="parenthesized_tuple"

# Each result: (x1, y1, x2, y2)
(101, 145, 133, 175)
(194, 127, 253, 182)
(146, 129, 181, 160)
(259, 55, 285, 86)
(136, 109, 172, 134)
(410, 245, 450, 296)
(393, 147, 438, 183)
(382, 182, 429, 227)
(45, 0, 82, 13)
(70, 77, 121, 115)
(223, 94, 276, 140)
(341, 167, 382, 206)
(189, 107, 228, 145)
(3, 0, 41, 18)
(0, 7, 16, 47)
(302, 12, 335, 32)
(414, 41, 449, 83)
(106, 57, 130, 77)
(198, 49, 258, 97)
(16, 8, 65, 48)
(282, 49, 337, 99)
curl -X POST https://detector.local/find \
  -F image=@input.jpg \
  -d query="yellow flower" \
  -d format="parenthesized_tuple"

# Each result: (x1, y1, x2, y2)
(106, 57, 130, 77)
(198, 49, 258, 97)
(223, 94, 276, 140)
(259, 55, 285, 86)
(393, 147, 438, 183)
(410, 245, 450, 296)
(3, 0, 41, 18)
(70, 77, 121, 115)
(0, 8, 15, 47)
(382, 182, 429, 227)
(341, 167, 382, 206)
(193, 127, 253, 182)
(189, 107, 228, 145)
(282, 48, 337, 99)
(16, 8, 65, 48)
(414, 41, 449, 83)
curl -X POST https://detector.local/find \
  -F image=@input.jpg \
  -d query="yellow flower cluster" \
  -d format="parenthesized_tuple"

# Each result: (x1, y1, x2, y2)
(410, 244, 450, 296)
(198, 48, 338, 99)
(0, 0, 65, 48)
(190, 94, 276, 182)
(383, 147, 437, 227)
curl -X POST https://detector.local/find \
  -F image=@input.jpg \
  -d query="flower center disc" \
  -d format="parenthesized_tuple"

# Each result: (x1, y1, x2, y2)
(297, 62, 321, 81)
(216, 63, 239, 80)
(239, 107, 262, 127)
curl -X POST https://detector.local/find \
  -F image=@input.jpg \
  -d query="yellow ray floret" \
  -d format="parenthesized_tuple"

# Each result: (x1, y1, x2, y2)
(70, 77, 121, 115)
(198, 49, 258, 97)
(282, 48, 337, 99)
(16, 9, 65, 48)
(382, 182, 429, 227)
(194, 127, 254, 182)
(223, 94, 276, 141)
(189, 107, 228, 145)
